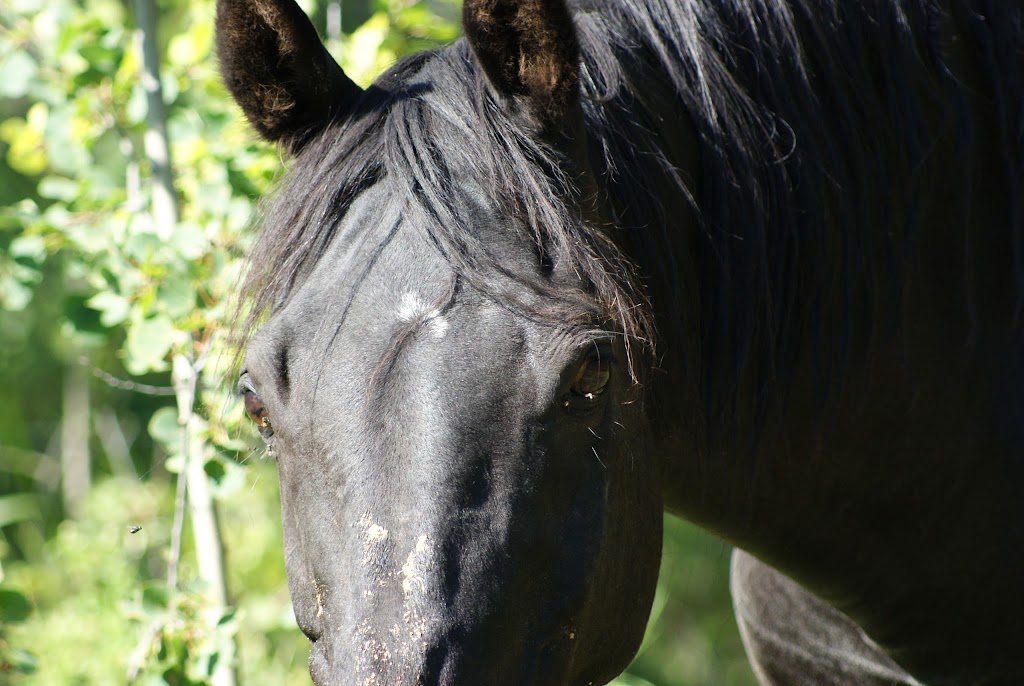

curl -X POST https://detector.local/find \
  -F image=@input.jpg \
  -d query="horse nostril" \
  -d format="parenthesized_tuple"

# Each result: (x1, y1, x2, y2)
(299, 621, 322, 644)
(294, 576, 325, 644)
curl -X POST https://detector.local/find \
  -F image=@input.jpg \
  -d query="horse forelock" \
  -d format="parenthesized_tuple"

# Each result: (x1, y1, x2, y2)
(232, 40, 655, 380)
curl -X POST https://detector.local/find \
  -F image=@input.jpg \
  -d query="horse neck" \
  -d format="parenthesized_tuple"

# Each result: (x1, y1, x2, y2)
(579, 0, 1024, 679)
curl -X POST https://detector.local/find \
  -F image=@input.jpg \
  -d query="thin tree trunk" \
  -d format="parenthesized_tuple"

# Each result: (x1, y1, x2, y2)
(95, 407, 137, 479)
(132, 1, 237, 683)
(60, 361, 90, 518)
(132, 0, 177, 235)
(173, 353, 236, 686)
(326, 1, 342, 41)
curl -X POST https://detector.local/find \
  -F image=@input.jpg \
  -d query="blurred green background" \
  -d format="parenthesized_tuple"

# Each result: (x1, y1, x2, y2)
(0, 0, 756, 683)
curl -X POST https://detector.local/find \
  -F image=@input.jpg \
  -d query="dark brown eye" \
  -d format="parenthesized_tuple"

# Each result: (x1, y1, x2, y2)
(571, 357, 611, 400)
(244, 390, 271, 428)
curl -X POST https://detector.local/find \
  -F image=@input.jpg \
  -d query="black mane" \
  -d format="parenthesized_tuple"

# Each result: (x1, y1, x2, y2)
(574, 0, 1022, 424)
(238, 0, 1023, 411)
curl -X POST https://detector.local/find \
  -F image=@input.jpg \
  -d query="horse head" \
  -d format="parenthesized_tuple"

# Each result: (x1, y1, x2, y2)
(217, 0, 663, 683)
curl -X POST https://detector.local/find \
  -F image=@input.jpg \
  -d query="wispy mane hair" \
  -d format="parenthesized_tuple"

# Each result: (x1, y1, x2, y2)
(234, 0, 1023, 415)
(573, 0, 1023, 421)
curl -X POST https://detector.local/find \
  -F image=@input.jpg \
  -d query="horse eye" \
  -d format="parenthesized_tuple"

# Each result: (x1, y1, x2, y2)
(571, 357, 611, 400)
(243, 390, 271, 429)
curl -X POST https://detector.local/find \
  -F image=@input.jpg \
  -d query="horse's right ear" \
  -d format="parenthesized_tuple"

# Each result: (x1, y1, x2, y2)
(216, 0, 363, 153)
(462, 0, 580, 132)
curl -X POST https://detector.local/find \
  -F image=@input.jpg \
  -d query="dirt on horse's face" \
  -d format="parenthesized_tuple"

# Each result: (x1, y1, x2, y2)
(239, 179, 662, 683)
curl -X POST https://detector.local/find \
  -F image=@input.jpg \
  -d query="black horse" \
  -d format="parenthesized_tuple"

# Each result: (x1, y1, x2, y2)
(216, 0, 1023, 683)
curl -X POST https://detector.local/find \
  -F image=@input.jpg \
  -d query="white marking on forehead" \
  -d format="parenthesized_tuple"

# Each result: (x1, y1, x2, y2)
(431, 316, 449, 339)
(397, 291, 429, 321)
(396, 291, 448, 339)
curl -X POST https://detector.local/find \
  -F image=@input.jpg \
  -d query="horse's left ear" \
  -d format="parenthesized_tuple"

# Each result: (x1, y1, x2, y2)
(216, 0, 363, 153)
(463, 0, 580, 130)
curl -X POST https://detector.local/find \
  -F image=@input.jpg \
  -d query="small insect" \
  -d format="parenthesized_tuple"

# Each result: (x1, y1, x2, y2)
(129, 525, 142, 534)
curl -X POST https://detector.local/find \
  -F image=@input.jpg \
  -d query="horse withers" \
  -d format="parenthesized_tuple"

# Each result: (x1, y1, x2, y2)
(216, 0, 1024, 683)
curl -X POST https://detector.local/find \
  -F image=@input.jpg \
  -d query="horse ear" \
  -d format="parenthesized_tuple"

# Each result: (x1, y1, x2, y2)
(215, 0, 363, 153)
(462, 0, 580, 129)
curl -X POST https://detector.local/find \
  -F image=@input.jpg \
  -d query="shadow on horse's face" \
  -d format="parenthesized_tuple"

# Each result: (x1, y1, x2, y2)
(239, 180, 662, 683)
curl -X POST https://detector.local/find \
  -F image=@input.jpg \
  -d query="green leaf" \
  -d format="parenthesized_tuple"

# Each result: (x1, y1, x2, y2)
(87, 290, 131, 327)
(0, 587, 33, 623)
(9, 234, 47, 263)
(216, 608, 238, 627)
(0, 273, 35, 311)
(160, 72, 180, 106)
(343, 12, 393, 87)
(0, 493, 40, 528)
(38, 175, 80, 202)
(125, 314, 175, 374)
(0, 647, 38, 674)
(157, 275, 196, 320)
(0, 49, 37, 99)
(0, 114, 47, 176)
(126, 83, 148, 125)
(78, 43, 119, 74)
(167, 221, 208, 260)
(141, 581, 172, 611)
(163, 454, 184, 474)
(203, 457, 225, 482)
(206, 455, 245, 497)
(148, 406, 180, 452)
(124, 230, 163, 262)
(44, 105, 90, 176)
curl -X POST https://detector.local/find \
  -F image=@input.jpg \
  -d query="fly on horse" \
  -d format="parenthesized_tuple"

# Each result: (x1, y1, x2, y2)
(216, 0, 1023, 683)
